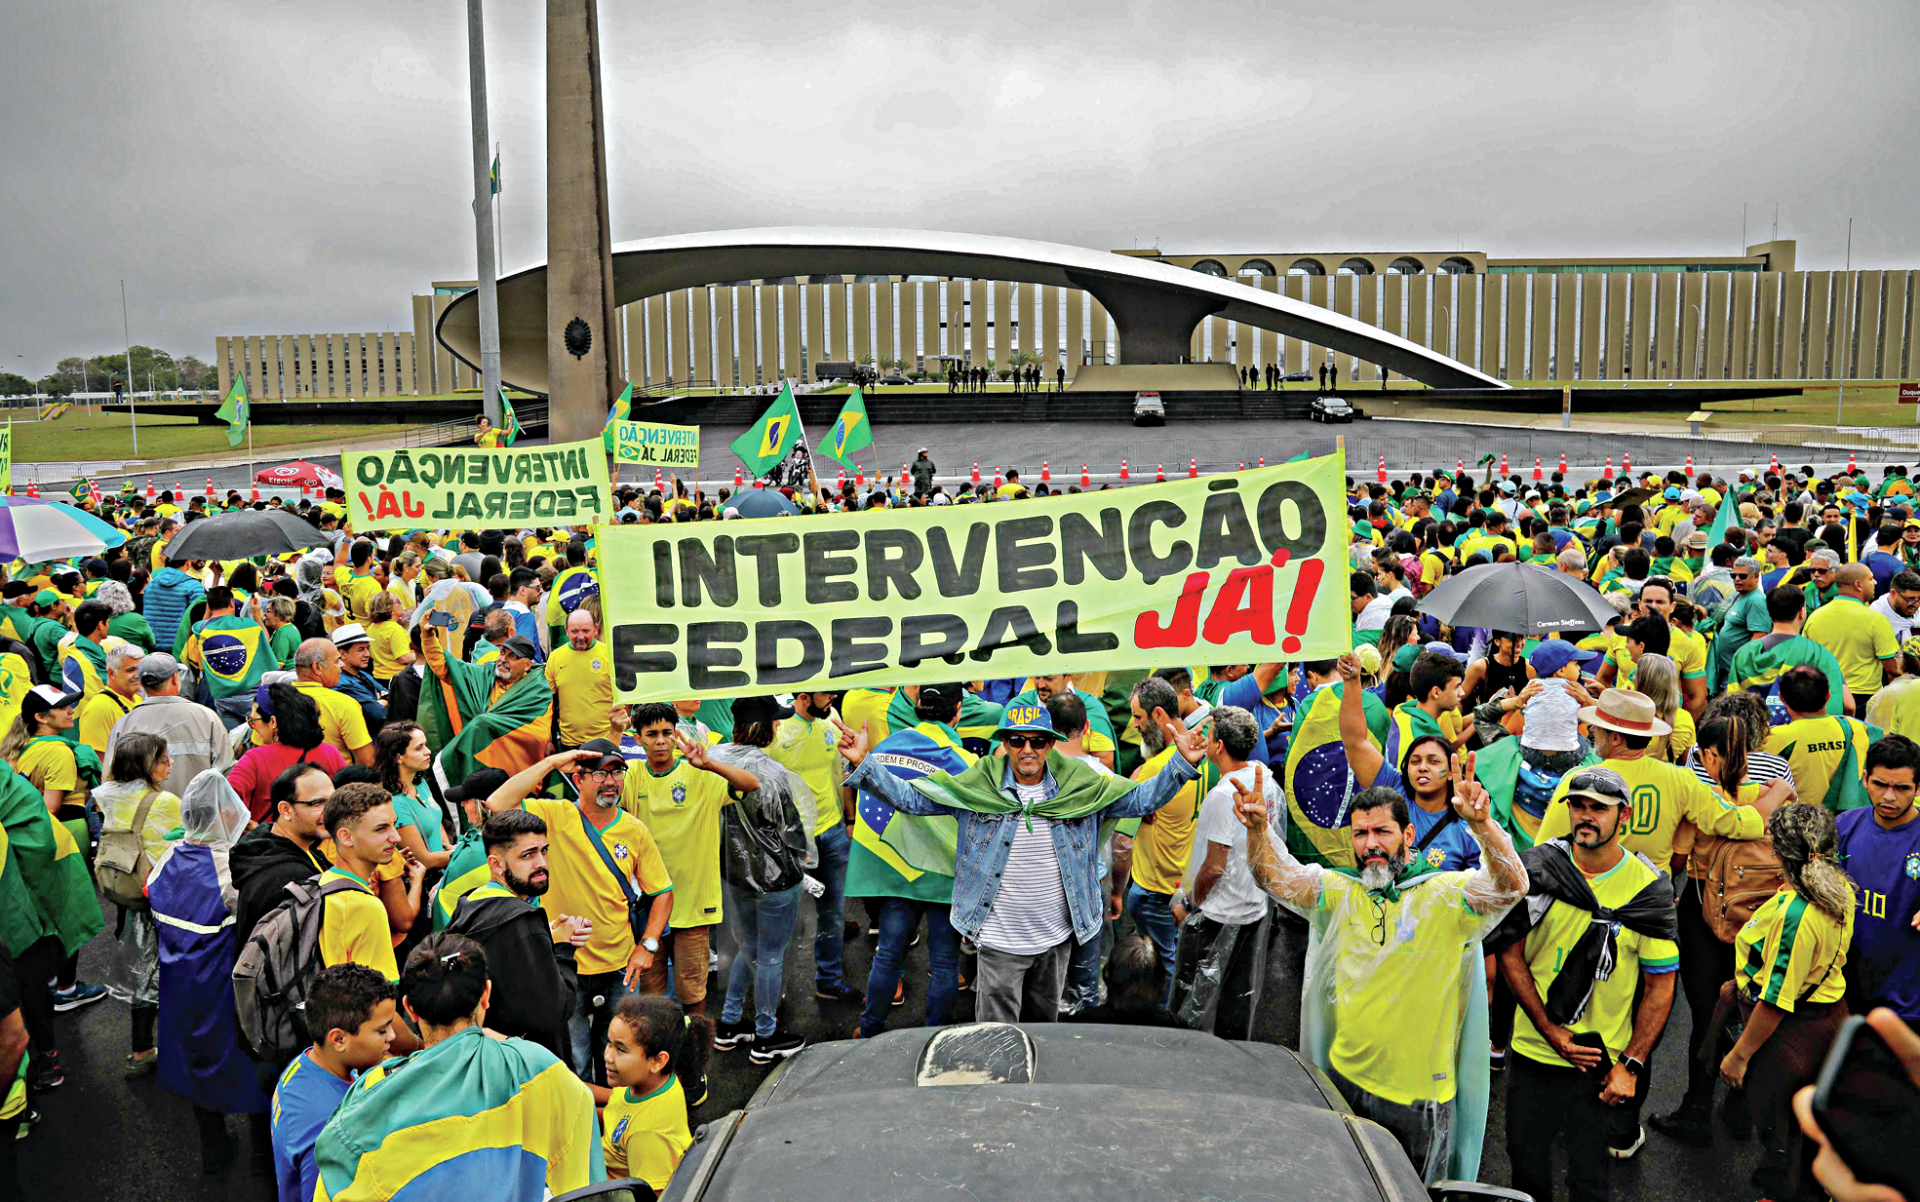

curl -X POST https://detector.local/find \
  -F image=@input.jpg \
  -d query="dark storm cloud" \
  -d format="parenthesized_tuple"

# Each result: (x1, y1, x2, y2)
(2, 0, 1914, 374)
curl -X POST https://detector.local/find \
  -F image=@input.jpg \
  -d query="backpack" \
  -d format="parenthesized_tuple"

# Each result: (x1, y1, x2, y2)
(231, 875, 363, 1063)
(1698, 833, 1785, 943)
(94, 789, 161, 910)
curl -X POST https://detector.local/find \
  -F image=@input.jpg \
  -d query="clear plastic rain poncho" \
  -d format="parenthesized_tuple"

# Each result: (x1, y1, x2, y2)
(707, 743, 819, 894)
(1248, 816, 1528, 1183)
(178, 768, 252, 911)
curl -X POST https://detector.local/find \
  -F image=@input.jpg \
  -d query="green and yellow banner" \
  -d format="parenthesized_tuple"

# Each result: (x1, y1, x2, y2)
(601, 452, 1351, 702)
(344, 438, 612, 531)
(612, 420, 699, 467)
(0, 424, 11, 494)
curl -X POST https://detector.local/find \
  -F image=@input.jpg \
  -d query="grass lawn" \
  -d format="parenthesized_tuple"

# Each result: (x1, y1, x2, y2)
(3, 406, 417, 463)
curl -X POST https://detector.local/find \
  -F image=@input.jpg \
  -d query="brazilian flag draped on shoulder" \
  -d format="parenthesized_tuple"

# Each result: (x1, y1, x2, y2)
(0, 762, 104, 957)
(60, 634, 108, 701)
(730, 383, 802, 479)
(886, 689, 1003, 757)
(1728, 634, 1849, 716)
(600, 381, 633, 454)
(846, 721, 972, 904)
(422, 636, 554, 793)
(817, 388, 873, 469)
(1383, 700, 1446, 769)
(187, 615, 279, 700)
(215, 373, 249, 449)
(313, 1026, 602, 1201)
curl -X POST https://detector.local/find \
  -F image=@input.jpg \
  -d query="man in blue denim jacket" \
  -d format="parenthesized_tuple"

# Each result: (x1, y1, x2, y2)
(836, 699, 1208, 1023)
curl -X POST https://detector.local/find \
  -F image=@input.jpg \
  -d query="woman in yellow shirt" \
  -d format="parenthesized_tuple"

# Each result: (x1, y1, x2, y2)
(1718, 803, 1855, 1200)
(93, 731, 183, 1077)
(1631, 654, 1696, 763)
(602, 995, 706, 1189)
(364, 593, 415, 685)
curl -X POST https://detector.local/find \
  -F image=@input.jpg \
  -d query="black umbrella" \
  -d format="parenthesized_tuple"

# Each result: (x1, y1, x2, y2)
(1416, 562, 1619, 635)
(729, 488, 800, 519)
(163, 508, 330, 561)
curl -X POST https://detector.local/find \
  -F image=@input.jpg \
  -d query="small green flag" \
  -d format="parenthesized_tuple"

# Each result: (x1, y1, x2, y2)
(730, 384, 803, 479)
(602, 381, 633, 453)
(215, 374, 249, 448)
(490, 149, 500, 195)
(817, 388, 873, 468)
(499, 390, 521, 447)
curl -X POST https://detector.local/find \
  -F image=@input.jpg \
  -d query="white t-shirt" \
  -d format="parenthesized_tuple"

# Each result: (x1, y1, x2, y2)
(1355, 588, 1411, 632)
(1185, 765, 1281, 926)
(976, 779, 1073, 955)
(1871, 594, 1915, 644)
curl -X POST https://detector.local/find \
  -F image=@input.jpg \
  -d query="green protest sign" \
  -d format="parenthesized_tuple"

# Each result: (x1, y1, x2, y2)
(0, 425, 11, 494)
(613, 420, 700, 467)
(344, 438, 612, 531)
(600, 453, 1351, 702)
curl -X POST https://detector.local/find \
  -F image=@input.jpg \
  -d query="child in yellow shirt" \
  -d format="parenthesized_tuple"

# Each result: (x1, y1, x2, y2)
(601, 996, 706, 1191)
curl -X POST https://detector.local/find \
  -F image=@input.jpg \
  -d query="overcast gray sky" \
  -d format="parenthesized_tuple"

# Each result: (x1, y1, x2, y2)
(3, 0, 1915, 374)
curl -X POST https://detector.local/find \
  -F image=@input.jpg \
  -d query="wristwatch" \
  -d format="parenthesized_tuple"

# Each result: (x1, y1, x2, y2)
(642, 936, 660, 953)
(1621, 1056, 1645, 1077)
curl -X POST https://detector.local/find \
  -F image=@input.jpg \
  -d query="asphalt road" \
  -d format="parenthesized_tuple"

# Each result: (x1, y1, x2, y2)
(20, 895, 1768, 1202)
(45, 414, 1908, 496)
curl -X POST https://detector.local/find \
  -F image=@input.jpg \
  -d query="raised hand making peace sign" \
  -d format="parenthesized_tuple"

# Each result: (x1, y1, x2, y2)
(1447, 751, 1493, 824)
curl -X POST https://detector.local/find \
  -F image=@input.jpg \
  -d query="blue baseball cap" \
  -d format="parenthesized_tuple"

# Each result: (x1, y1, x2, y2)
(994, 700, 1058, 740)
(1663, 486, 1682, 501)
(1423, 641, 1464, 662)
(1530, 640, 1598, 678)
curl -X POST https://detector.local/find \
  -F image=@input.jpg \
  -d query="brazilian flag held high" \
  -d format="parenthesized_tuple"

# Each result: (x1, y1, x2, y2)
(730, 383, 802, 479)
(499, 390, 523, 447)
(215, 374, 250, 449)
(601, 380, 633, 453)
(817, 388, 873, 468)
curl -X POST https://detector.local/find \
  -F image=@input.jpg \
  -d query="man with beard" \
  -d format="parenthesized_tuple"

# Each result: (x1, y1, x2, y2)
(482, 742, 672, 1085)
(1235, 757, 1528, 1184)
(422, 629, 554, 783)
(445, 809, 591, 1062)
(232, 763, 333, 947)
(1489, 769, 1678, 1202)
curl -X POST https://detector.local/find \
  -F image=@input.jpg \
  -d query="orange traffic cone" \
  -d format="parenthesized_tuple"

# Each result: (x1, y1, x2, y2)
(1040, 460, 1051, 482)
(1604, 455, 1613, 476)
(1120, 459, 1130, 481)
(250, 482, 259, 502)
(992, 466, 1003, 489)
(1187, 457, 1198, 479)
(971, 461, 980, 483)
(1622, 452, 1632, 475)
(1376, 455, 1387, 484)
(1685, 454, 1694, 474)
(1499, 453, 1509, 475)
(204, 477, 215, 500)
(1080, 464, 1090, 488)
(1558, 452, 1567, 473)
(1848, 450, 1858, 473)
(145, 478, 155, 499)
(25, 481, 38, 499)
(1156, 463, 1166, 483)
(856, 467, 866, 488)
(835, 466, 845, 490)
(733, 464, 743, 488)
(1533, 457, 1543, 481)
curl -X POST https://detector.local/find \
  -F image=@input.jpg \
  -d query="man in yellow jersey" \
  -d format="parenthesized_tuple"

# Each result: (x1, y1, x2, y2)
(332, 540, 385, 624)
(1633, 578, 1709, 715)
(1535, 689, 1773, 878)
(313, 783, 422, 1053)
(1117, 676, 1218, 1004)
(1763, 666, 1879, 811)
(1804, 563, 1900, 714)
(769, 690, 861, 1004)
(1237, 752, 1527, 1182)
(75, 643, 142, 757)
(544, 609, 613, 751)
(484, 745, 670, 1083)
(290, 638, 375, 765)
(1493, 768, 1677, 1202)
(620, 703, 759, 1016)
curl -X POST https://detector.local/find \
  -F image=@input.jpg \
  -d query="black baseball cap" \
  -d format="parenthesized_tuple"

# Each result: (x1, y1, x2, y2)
(499, 636, 538, 661)
(916, 683, 963, 713)
(573, 738, 626, 773)
(444, 768, 510, 805)
(731, 696, 794, 729)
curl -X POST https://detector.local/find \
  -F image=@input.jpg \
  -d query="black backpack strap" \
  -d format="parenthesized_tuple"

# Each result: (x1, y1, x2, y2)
(1415, 806, 1460, 853)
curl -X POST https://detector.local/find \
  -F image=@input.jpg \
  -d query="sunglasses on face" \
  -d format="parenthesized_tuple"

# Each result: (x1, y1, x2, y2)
(1003, 735, 1056, 750)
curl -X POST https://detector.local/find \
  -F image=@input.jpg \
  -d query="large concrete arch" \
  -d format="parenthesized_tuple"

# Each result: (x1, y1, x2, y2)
(437, 226, 1505, 395)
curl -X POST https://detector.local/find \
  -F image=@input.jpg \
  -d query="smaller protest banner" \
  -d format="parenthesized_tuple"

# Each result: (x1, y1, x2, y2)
(344, 438, 612, 531)
(613, 420, 700, 467)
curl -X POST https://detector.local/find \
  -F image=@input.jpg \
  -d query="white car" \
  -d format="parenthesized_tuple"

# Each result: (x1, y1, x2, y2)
(1133, 392, 1165, 426)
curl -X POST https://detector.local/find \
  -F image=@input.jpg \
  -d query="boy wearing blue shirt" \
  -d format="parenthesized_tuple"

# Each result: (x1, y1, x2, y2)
(271, 964, 397, 1202)
(1837, 734, 1920, 1022)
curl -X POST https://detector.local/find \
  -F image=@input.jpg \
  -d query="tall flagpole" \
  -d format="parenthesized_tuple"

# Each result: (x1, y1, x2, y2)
(466, 0, 503, 425)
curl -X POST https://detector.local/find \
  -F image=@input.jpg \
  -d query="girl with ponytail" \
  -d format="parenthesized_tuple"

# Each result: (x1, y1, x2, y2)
(601, 995, 712, 1192)
(1718, 803, 1856, 1200)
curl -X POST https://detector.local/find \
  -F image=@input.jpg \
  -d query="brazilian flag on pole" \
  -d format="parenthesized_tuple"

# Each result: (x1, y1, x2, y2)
(730, 383, 802, 479)
(817, 388, 872, 469)
(499, 389, 522, 447)
(602, 381, 632, 454)
(215, 374, 249, 448)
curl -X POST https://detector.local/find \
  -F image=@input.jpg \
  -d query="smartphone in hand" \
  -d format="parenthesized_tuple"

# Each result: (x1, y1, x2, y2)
(1812, 1015, 1920, 1199)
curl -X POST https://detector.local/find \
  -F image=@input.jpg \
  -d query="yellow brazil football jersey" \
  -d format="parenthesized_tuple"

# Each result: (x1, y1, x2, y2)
(1804, 596, 1899, 698)
(367, 620, 412, 680)
(544, 641, 614, 747)
(601, 1076, 691, 1189)
(1511, 850, 1679, 1065)
(621, 760, 736, 929)
(525, 799, 670, 975)
(1764, 715, 1875, 812)
(1536, 753, 1762, 874)
(316, 868, 400, 981)
(1317, 868, 1495, 1105)
(840, 687, 894, 746)
(769, 712, 845, 836)
(16, 738, 78, 796)
(335, 570, 385, 624)
(1734, 885, 1852, 1010)
(1129, 747, 1215, 896)
(292, 681, 373, 759)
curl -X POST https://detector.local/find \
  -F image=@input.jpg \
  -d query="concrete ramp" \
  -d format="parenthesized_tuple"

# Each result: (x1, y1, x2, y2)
(1068, 363, 1243, 393)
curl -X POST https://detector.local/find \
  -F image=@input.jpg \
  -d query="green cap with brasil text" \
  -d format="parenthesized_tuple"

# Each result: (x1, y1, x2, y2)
(993, 701, 1057, 741)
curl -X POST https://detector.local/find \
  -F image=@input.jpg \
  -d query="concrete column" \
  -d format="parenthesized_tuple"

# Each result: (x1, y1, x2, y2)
(1754, 274, 1780, 379)
(854, 282, 873, 365)
(1065, 288, 1085, 369)
(1429, 276, 1453, 363)
(1500, 278, 1525, 380)
(1578, 275, 1602, 379)
(1627, 275, 1652, 379)
(1553, 276, 1576, 381)
(1904, 272, 1920, 378)
(412, 296, 434, 394)
(1704, 273, 1731, 379)
(399, 333, 417, 395)
(1779, 273, 1807, 378)
(1874, 272, 1907, 380)
(1729, 273, 1755, 379)
(1650, 275, 1678, 379)
(1602, 274, 1627, 380)
(690, 287, 713, 384)
(215, 337, 231, 397)
(545, 0, 622, 442)
(1854, 271, 1884, 378)
(1804, 273, 1832, 379)
(756, 286, 778, 384)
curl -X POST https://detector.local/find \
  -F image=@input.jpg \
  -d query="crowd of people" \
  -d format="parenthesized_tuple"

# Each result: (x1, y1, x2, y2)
(0, 456, 1916, 1201)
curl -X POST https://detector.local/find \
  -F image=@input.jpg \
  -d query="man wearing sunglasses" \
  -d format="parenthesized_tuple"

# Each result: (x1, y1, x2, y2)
(836, 700, 1207, 1025)
(1708, 556, 1772, 694)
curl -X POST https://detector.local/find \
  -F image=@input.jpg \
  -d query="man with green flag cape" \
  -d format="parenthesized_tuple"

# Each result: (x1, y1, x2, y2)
(730, 383, 803, 481)
(1238, 756, 1528, 1184)
(835, 698, 1209, 1024)
(215, 374, 249, 449)
(419, 625, 553, 794)
(816, 387, 872, 469)
(601, 381, 633, 453)
(1728, 584, 1852, 716)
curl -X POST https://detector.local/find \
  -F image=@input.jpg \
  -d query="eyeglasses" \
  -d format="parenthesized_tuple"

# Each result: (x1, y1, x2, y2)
(1003, 735, 1055, 750)
(247, 711, 268, 725)
(580, 768, 623, 782)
